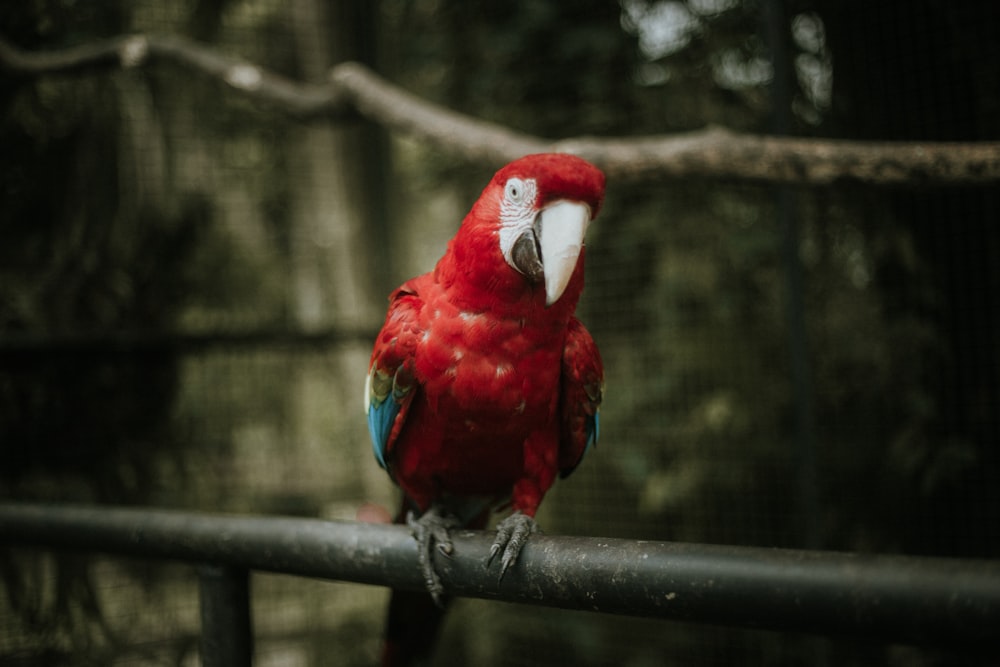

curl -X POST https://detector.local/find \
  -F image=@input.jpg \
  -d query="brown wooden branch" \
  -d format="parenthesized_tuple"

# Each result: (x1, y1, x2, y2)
(0, 34, 353, 118)
(330, 61, 543, 166)
(4, 33, 999, 186)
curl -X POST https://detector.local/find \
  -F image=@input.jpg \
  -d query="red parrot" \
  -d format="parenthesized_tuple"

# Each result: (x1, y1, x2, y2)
(365, 153, 605, 664)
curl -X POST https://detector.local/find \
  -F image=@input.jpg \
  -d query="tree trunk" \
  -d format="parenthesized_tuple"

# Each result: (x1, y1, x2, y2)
(287, 0, 392, 510)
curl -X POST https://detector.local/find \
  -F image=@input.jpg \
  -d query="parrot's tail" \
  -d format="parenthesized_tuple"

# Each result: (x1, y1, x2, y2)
(382, 497, 451, 667)
(381, 588, 450, 667)
(381, 499, 491, 666)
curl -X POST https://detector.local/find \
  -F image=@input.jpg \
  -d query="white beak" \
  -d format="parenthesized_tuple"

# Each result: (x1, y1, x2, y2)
(538, 200, 591, 306)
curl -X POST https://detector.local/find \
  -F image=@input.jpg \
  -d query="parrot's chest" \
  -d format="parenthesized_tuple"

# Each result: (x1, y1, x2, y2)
(416, 310, 564, 434)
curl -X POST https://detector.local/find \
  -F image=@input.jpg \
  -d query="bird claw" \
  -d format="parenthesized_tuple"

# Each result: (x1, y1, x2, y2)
(407, 506, 460, 606)
(485, 511, 539, 580)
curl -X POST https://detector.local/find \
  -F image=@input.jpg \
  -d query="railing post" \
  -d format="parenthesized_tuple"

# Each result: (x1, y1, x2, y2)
(199, 564, 253, 666)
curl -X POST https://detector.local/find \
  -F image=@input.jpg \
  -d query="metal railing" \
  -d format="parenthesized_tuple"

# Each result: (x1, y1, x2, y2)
(2, 502, 999, 664)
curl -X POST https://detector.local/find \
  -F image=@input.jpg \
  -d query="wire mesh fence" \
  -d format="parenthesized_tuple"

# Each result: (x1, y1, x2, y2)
(2, 1, 999, 665)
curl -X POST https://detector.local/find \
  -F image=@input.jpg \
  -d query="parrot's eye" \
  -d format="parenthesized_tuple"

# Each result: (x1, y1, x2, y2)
(505, 178, 526, 204)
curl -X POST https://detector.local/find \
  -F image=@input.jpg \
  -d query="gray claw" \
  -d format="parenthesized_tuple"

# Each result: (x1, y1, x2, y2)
(407, 506, 460, 606)
(486, 511, 539, 580)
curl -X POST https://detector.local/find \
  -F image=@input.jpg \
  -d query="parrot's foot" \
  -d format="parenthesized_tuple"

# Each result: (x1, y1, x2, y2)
(406, 506, 460, 606)
(486, 511, 539, 580)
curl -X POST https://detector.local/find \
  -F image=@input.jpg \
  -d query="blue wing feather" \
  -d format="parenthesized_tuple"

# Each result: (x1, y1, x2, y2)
(587, 411, 600, 451)
(365, 280, 423, 473)
(367, 393, 399, 470)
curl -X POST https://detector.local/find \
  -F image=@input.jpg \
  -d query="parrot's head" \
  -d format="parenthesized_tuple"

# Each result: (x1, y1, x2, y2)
(451, 153, 605, 309)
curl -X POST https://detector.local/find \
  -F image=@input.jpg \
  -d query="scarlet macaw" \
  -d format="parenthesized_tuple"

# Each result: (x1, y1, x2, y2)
(365, 153, 605, 664)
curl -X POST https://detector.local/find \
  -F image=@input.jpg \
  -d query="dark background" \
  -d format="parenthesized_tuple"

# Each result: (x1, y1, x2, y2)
(1, 1, 998, 665)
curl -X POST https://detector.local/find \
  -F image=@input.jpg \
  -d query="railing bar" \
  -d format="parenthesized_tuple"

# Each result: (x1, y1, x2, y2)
(1, 502, 998, 651)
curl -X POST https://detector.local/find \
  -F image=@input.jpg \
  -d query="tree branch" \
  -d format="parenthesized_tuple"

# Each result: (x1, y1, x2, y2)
(3, 34, 999, 186)
(0, 34, 353, 118)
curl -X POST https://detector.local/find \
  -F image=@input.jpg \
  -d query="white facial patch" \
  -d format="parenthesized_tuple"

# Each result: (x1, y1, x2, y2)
(498, 177, 539, 269)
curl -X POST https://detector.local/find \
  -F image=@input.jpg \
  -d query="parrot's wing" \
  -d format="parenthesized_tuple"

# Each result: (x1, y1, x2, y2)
(558, 317, 604, 478)
(366, 280, 424, 471)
